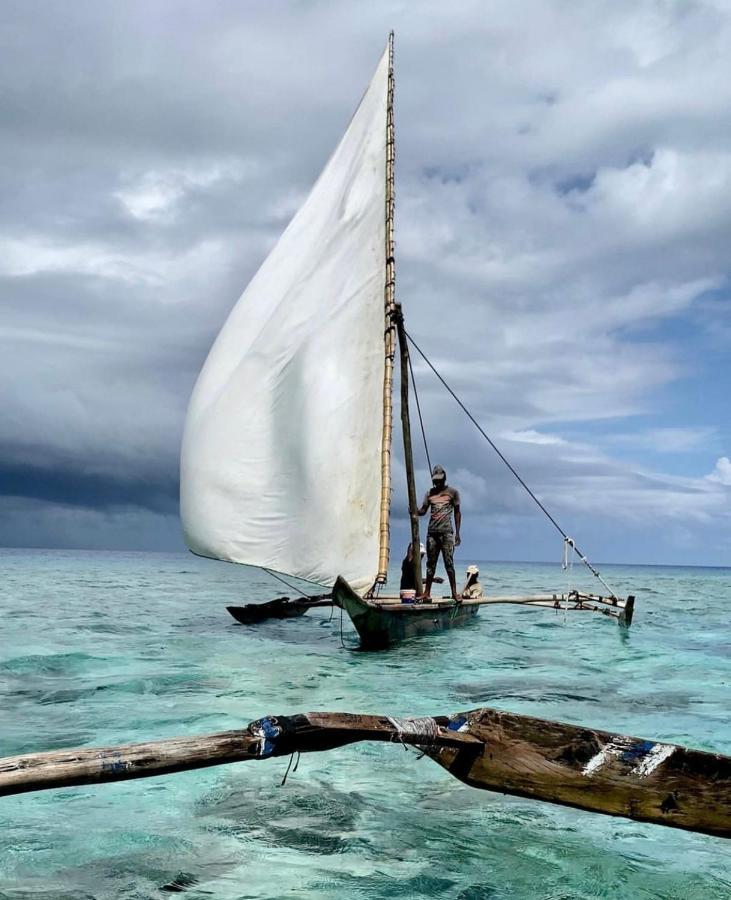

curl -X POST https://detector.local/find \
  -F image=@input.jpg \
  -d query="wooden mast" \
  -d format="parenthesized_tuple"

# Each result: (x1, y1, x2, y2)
(376, 32, 422, 593)
(395, 304, 423, 594)
(377, 31, 397, 585)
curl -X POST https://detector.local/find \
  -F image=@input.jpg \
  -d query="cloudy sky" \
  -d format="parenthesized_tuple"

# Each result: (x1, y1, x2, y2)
(1, 0, 729, 567)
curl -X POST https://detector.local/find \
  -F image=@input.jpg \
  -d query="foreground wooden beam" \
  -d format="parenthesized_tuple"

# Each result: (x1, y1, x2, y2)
(428, 708, 729, 838)
(1, 708, 727, 838)
(0, 713, 478, 798)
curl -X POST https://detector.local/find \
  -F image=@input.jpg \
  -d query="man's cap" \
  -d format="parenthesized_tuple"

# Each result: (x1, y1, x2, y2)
(431, 464, 446, 479)
(466, 564, 479, 575)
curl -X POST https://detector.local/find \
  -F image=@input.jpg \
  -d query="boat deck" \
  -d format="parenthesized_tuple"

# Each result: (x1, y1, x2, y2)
(369, 591, 633, 622)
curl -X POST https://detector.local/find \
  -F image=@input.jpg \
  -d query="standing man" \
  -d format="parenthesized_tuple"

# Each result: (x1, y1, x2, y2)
(418, 464, 461, 600)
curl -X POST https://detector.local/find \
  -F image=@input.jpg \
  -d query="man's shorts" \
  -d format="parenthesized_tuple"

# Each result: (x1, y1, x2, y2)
(426, 531, 455, 578)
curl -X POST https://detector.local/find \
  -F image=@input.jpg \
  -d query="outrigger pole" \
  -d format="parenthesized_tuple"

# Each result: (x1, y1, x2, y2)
(2, 706, 729, 838)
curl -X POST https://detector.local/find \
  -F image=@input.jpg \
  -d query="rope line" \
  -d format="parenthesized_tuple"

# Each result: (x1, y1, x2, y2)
(338, 603, 358, 651)
(407, 351, 432, 473)
(405, 330, 617, 599)
(280, 751, 301, 786)
(562, 537, 576, 624)
(387, 716, 440, 750)
(263, 568, 312, 599)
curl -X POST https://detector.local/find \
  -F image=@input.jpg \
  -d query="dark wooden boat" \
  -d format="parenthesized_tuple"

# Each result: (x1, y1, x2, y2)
(2, 705, 728, 838)
(226, 595, 331, 625)
(333, 576, 635, 649)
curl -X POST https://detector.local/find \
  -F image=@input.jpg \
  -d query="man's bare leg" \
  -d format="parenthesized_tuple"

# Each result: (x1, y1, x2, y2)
(422, 535, 437, 600)
(447, 569, 458, 600)
(422, 574, 433, 601)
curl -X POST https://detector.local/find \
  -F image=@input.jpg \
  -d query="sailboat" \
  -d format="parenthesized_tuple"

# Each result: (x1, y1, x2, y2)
(180, 35, 634, 648)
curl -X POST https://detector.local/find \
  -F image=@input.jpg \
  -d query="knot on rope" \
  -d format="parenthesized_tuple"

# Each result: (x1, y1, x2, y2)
(387, 716, 440, 749)
(562, 537, 576, 570)
(247, 714, 305, 758)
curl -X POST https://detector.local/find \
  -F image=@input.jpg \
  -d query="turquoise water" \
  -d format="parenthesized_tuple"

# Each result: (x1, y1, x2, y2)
(1, 549, 729, 899)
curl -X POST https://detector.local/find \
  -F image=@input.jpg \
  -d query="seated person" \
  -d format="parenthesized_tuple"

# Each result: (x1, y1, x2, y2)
(400, 542, 442, 595)
(461, 564, 483, 599)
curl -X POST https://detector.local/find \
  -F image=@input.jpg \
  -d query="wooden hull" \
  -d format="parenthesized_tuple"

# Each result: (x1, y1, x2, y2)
(226, 596, 331, 625)
(426, 706, 731, 838)
(332, 576, 480, 649)
(227, 602, 308, 625)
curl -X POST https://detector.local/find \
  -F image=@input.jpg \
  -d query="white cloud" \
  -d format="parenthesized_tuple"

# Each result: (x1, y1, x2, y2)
(501, 430, 566, 446)
(610, 427, 716, 453)
(0, 233, 232, 290)
(0, 237, 147, 283)
(708, 457, 731, 486)
(579, 149, 731, 241)
(115, 160, 254, 221)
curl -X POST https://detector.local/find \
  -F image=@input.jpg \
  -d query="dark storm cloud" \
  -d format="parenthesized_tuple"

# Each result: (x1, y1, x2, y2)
(0, 456, 176, 513)
(0, 0, 729, 562)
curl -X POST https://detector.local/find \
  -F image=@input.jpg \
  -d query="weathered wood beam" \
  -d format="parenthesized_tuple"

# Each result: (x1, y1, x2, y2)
(429, 708, 730, 839)
(0, 729, 262, 797)
(0, 713, 477, 798)
(1, 708, 727, 838)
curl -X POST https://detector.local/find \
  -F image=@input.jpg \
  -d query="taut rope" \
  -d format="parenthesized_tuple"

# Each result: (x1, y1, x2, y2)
(405, 330, 618, 599)
(407, 350, 432, 474)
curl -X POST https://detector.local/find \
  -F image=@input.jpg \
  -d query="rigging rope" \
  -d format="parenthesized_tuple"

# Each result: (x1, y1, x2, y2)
(263, 567, 312, 599)
(562, 537, 576, 623)
(280, 751, 301, 786)
(407, 351, 432, 474)
(405, 330, 618, 599)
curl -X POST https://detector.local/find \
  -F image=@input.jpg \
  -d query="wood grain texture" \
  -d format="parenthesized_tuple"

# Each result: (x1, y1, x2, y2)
(428, 708, 731, 838)
(2, 707, 727, 838)
(0, 730, 262, 797)
(0, 713, 477, 798)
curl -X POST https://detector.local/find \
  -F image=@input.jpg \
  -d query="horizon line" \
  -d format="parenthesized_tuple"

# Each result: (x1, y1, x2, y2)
(0, 546, 728, 571)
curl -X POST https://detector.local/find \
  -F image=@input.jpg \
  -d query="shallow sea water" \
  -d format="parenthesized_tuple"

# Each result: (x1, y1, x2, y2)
(0, 548, 729, 899)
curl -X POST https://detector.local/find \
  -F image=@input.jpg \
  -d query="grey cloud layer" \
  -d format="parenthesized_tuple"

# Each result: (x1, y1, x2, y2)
(1, 0, 729, 563)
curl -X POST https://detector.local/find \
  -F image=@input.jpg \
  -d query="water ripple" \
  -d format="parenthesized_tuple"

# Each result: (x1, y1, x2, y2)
(0, 550, 729, 898)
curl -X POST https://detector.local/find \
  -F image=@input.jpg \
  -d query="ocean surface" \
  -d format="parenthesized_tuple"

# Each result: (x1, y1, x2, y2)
(0, 549, 729, 899)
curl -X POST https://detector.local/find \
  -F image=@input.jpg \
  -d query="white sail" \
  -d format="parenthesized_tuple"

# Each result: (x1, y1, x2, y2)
(180, 47, 390, 592)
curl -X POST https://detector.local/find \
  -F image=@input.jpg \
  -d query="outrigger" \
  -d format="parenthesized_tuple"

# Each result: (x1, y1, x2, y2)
(226, 585, 634, 648)
(333, 578, 634, 650)
(226, 594, 332, 625)
(2, 705, 727, 839)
